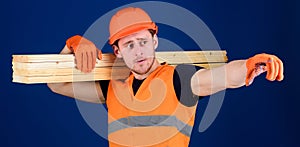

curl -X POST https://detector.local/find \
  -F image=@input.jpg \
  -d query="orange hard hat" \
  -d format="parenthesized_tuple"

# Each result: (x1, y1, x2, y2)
(109, 7, 158, 45)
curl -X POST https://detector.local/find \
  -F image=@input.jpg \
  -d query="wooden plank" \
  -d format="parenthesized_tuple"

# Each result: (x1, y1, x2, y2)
(156, 56, 227, 64)
(13, 66, 130, 76)
(12, 54, 75, 63)
(156, 51, 227, 63)
(13, 73, 129, 84)
(12, 50, 227, 69)
(12, 54, 117, 63)
(157, 50, 227, 58)
(12, 50, 228, 84)
(12, 56, 224, 70)
(192, 63, 226, 69)
(12, 63, 224, 84)
(12, 51, 227, 63)
(12, 60, 126, 69)
(12, 63, 222, 77)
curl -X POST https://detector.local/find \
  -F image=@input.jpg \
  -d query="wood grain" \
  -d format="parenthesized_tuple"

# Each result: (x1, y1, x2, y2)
(12, 51, 228, 84)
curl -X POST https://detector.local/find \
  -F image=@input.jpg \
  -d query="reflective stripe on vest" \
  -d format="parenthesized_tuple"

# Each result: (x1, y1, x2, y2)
(108, 115, 193, 137)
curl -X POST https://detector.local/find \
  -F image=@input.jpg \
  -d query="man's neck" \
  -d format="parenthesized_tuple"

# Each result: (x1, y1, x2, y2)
(132, 59, 160, 80)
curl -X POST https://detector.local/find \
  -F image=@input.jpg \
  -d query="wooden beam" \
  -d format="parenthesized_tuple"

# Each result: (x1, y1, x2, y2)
(12, 50, 228, 84)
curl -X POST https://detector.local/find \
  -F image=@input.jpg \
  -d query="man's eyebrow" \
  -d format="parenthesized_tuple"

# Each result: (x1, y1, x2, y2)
(136, 37, 147, 40)
(121, 40, 133, 47)
(121, 37, 148, 46)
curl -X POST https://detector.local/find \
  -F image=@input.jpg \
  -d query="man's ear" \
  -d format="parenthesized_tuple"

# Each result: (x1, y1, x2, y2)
(113, 45, 122, 58)
(153, 34, 158, 50)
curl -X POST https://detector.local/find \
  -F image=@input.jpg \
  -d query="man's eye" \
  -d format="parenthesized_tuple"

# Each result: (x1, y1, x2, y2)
(127, 43, 134, 49)
(140, 40, 147, 45)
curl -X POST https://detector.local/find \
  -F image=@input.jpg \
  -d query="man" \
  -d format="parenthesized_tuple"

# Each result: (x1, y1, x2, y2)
(47, 7, 284, 147)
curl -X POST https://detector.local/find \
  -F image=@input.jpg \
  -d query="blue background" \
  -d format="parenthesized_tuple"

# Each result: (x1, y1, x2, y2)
(1, 0, 299, 146)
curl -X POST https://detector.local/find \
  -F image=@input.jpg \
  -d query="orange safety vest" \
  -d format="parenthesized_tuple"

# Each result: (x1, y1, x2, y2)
(107, 64, 197, 147)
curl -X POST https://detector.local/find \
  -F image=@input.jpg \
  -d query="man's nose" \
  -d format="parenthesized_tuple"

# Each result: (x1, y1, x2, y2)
(134, 45, 143, 56)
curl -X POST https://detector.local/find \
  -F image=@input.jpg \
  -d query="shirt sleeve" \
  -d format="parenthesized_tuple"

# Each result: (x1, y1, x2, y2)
(99, 80, 110, 101)
(173, 64, 204, 107)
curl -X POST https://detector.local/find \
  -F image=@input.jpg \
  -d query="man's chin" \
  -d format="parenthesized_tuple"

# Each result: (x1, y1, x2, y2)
(132, 68, 149, 75)
(130, 58, 155, 75)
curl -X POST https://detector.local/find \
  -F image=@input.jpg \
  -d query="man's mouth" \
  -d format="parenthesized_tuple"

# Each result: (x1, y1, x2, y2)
(137, 59, 145, 63)
(135, 58, 146, 63)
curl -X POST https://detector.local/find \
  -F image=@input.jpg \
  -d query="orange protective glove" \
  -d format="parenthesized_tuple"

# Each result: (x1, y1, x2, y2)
(66, 35, 102, 73)
(245, 53, 284, 86)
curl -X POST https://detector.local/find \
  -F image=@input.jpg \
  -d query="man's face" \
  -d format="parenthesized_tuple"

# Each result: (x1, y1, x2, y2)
(115, 29, 158, 75)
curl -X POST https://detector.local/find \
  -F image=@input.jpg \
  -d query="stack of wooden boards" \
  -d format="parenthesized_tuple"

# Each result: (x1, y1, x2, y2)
(12, 51, 228, 84)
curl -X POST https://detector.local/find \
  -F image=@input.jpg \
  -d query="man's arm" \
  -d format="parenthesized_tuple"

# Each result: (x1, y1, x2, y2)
(47, 36, 105, 103)
(47, 81, 105, 103)
(191, 53, 284, 96)
(191, 60, 246, 96)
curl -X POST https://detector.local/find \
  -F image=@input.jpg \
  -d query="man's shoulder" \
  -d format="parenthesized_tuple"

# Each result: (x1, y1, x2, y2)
(157, 63, 175, 73)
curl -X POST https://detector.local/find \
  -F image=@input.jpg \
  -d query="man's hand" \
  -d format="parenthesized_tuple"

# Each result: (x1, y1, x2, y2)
(66, 35, 102, 73)
(245, 53, 284, 86)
